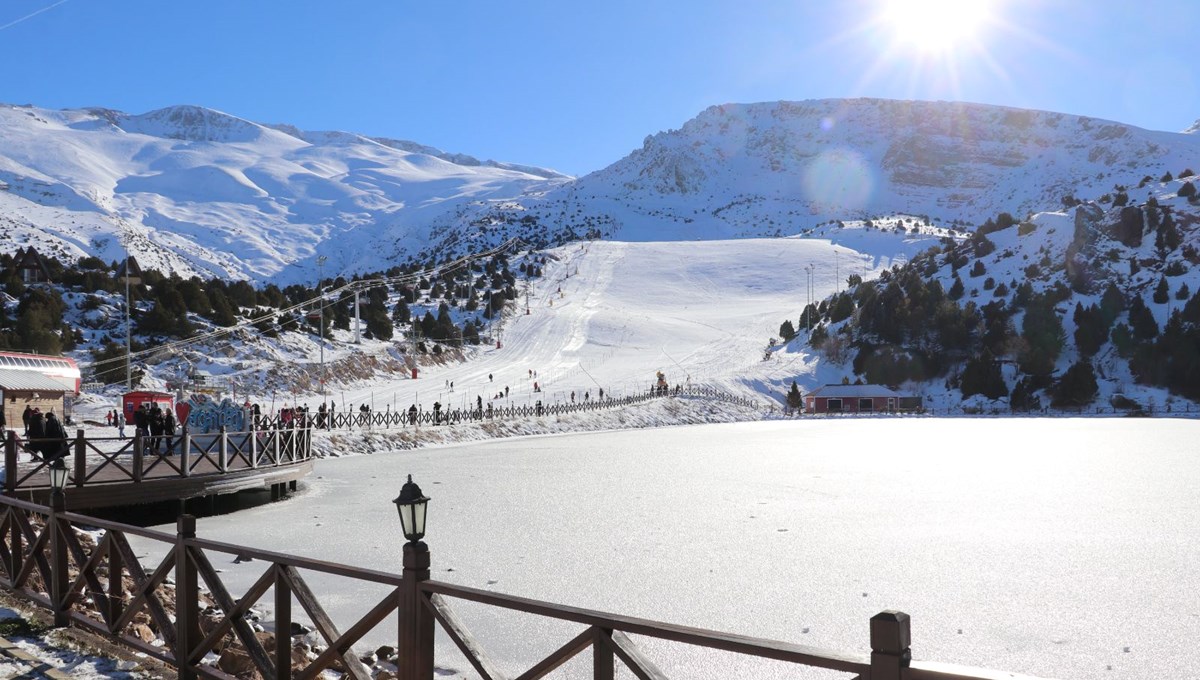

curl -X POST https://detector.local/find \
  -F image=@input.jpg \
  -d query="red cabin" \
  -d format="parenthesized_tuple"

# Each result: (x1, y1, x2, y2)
(122, 391, 175, 422)
(804, 384, 920, 414)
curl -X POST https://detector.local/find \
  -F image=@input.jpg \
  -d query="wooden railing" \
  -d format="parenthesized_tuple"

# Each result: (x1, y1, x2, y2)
(0, 494, 1054, 680)
(3, 425, 313, 495)
(269, 384, 761, 432)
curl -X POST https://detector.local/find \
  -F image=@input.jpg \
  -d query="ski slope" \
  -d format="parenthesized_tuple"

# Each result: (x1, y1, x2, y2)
(328, 237, 910, 414)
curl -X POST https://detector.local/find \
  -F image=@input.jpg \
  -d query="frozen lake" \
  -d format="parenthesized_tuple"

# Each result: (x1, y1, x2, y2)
(136, 418, 1199, 679)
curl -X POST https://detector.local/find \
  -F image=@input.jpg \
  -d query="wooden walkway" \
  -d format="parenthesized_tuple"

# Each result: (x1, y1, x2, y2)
(3, 428, 314, 511)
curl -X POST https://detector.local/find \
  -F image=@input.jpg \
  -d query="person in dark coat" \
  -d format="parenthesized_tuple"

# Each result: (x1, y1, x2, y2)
(22, 405, 33, 435)
(133, 405, 149, 440)
(163, 410, 177, 453)
(42, 411, 67, 461)
(149, 406, 165, 453)
(25, 409, 46, 460)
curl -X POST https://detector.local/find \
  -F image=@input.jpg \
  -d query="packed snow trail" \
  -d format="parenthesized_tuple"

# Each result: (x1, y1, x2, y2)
(328, 238, 878, 414)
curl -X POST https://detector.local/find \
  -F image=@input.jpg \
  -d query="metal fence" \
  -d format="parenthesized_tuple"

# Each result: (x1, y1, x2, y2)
(260, 385, 761, 432)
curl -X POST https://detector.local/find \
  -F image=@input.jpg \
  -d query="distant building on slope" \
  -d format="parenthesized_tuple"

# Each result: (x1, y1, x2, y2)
(804, 384, 921, 414)
(11, 246, 52, 285)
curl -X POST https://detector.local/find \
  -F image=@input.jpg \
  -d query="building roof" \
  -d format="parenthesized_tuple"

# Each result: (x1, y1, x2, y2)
(807, 384, 905, 399)
(0, 368, 69, 392)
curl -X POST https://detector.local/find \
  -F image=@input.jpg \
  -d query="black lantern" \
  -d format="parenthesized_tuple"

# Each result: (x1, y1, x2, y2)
(393, 474, 430, 542)
(48, 458, 69, 493)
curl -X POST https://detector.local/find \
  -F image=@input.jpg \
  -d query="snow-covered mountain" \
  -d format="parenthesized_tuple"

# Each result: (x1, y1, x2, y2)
(0, 103, 568, 283)
(3, 98, 1200, 285)
(470, 99, 1200, 245)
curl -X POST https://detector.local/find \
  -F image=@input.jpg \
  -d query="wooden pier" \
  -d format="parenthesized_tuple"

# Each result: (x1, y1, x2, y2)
(4, 427, 313, 510)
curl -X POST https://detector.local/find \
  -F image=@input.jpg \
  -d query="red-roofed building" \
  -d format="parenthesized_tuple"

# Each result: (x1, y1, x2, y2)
(804, 384, 921, 414)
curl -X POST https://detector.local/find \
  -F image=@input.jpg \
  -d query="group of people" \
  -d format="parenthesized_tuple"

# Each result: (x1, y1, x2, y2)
(20, 405, 68, 461)
(104, 409, 128, 438)
(131, 403, 178, 454)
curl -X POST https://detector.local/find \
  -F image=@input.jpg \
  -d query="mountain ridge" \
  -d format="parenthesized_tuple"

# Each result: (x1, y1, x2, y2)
(3, 98, 1199, 286)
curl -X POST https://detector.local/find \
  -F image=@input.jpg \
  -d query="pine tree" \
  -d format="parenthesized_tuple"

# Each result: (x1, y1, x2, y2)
(1073, 303, 1108, 357)
(1017, 297, 1064, 376)
(1153, 277, 1170, 304)
(948, 275, 965, 300)
(1128, 296, 1159, 340)
(786, 381, 803, 411)
(779, 319, 796, 342)
(1052, 360, 1098, 407)
(960, 351, 1008, 399)
(1009, 377, 1041, 412)
(1099, 282, 1126, 326)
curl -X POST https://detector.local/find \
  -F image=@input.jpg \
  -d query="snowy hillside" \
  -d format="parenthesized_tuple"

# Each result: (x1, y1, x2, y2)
(4, 98, 1200, 287)
(777, 168, 1200, 410)
(0, 103, 567, 284)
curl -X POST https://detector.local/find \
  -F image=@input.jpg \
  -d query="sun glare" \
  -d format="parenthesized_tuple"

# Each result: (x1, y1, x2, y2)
(881, 0, 992, 52)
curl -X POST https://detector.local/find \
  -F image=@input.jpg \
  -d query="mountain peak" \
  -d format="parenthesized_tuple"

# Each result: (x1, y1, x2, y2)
(118, 105, 268, 143)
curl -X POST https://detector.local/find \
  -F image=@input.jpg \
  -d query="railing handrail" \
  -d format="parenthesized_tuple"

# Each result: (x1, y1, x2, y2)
(0, 493, 1057, 680)
(421, 579, 870, 674)
(3, 425, 313, 495)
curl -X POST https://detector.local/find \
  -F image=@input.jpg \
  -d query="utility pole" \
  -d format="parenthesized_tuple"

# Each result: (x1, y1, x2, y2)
(353, 289, 361, 344)
(125, 261, 131, 389)
(118, 253, 141, 391)
(805, 264, 815, 331)
(317, 255, 327, 404)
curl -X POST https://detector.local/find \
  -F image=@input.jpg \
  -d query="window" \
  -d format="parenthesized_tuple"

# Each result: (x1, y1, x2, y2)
(859, 398, 873, 412)
(827, 398, 843, 412)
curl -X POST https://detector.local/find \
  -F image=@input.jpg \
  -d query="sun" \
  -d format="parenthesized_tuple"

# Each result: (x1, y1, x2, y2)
(880, 0, 993, 53)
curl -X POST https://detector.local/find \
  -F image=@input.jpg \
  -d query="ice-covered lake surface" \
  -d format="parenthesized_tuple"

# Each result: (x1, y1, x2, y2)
(133, 418, 1198, 679)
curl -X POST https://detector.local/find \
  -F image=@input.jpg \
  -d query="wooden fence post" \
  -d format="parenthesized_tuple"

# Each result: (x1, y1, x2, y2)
(132, 431, 143, 482)
(4, 430, 16, 495)
(593, 628, 614, 680)
(275, 565, 292, 680)
(108, 532, 124, 624)
(180, 428, 191, 477)
(399, 541, 434, 680)
(176, 515, 199, 679)
(218, 426, 228, 473)
(73, 429, 86, 488)
(250, 421, 259, 469)
(870, 610, 911, 680)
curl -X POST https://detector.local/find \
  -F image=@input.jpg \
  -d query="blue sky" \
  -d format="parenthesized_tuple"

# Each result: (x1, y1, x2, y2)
(1, 0, 1195, 176)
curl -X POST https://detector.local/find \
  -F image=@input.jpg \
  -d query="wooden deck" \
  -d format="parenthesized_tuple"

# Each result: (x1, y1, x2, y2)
(4, 427, 314, 511)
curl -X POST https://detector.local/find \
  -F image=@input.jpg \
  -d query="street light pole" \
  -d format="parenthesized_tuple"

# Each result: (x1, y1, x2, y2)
(48, 459, 69, 627)
(394, 476, 433, 680)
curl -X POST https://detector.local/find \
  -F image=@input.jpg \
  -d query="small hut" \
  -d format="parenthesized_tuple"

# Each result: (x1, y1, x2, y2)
(0, 369, 68, 431)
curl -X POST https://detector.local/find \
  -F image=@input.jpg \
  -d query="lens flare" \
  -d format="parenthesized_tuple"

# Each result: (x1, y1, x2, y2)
(802, 149, 874, 213)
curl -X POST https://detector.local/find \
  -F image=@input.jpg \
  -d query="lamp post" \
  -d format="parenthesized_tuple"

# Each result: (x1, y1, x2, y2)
(48, 458, 69, 626)
(394, 475, 433, 680)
